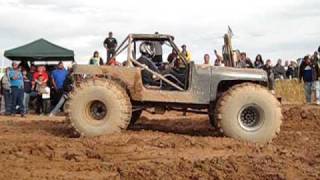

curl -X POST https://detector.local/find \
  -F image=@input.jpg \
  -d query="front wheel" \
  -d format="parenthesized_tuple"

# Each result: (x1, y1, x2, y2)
(215, 83, 282, 143)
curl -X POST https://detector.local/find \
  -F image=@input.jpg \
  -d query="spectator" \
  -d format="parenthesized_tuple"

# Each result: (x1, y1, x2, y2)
(0, 67, 12, 115)
(254, 54, 264, 69)
(33, 65, 48, 87)
(286, 61, 298, 79)
(29, 63, 36, 75)
(103, 31, 118, 63)
(167, 49, 178, 67)
(236, 52, 253, 68)
(273, 59, 286, 80)
(18, 61, 30, 72)
(297, 58, 303, 67)
(49, 68, 74, 117)
(174, 44, 192, 70)
(236, 54, 246, 68)
(246, 58, 254, 68)
(22, 69, 32, 114)
(107, 57, 120, 66)
(284, 60, 289, 72)
(233, 50, 241, 67)
(299, 56, 320, 103)
(181, 44, 192, 63)
(311, 54, 320, 105)
(152, 32, 164, 66)
(263, 59, 275, 93)
(214, 59, 224, 67)
(292, 61, 299, 78)
(9, 61, 24, 117)
(51, 61, 68, 107)
(203, 54, 210, 65)
(200, 54, 211, 68)
(36, 76, 50, 115)
(89, 51, 104, 66)
(311, 51, 319, 64)
(214, 50, 224, 66)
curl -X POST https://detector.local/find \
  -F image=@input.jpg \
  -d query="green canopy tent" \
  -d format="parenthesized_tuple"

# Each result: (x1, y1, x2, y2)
(4, 38, 74, 62)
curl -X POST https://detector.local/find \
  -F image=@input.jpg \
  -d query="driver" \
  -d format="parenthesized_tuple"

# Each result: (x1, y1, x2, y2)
(137, 42, 186, 88)
(137, 42, 160, 86)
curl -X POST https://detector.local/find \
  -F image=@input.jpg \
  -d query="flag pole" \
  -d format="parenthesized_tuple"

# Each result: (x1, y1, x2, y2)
(227, 26, 234, 67)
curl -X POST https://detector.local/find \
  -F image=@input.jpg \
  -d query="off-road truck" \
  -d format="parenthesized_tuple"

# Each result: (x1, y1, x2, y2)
(66, 34, 282, 143)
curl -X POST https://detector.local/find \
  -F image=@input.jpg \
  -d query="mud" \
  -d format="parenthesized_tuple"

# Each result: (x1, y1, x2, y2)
(0, 105, 319, 180)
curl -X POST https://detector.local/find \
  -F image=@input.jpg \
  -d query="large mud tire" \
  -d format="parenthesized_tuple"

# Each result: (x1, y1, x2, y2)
(215, 83, 282, 143)
(66, 79, 132, 137)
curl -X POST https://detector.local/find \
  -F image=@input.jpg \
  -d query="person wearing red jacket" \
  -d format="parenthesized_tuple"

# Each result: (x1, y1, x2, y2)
(107, 57, 120, 66)
(33, 66, 48, 88)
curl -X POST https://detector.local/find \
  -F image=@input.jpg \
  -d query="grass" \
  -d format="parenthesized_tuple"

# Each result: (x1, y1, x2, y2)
(275, 79, 306, 104)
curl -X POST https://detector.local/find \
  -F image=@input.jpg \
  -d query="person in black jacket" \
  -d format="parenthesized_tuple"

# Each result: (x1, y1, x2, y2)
(136, 42, 184, 88)
(263, 59, 275, 93)
(273, 59, 286, 79)
(299, 56, 320, 103)
(136, 42, 159, 86)
(286, 61, 298, 79)
(254, 54, 264, 69)
(311, 52, 320, 104)
(103, 32, 118, 63)
(22, 69, 32, 114)
(236, 52, 253, 68)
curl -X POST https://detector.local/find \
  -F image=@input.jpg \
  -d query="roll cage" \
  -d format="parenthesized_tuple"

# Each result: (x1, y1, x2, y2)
(112, 34, 189, 91)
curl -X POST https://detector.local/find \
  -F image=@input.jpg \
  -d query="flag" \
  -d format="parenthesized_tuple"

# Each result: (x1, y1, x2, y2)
(228, 26, 234, 37)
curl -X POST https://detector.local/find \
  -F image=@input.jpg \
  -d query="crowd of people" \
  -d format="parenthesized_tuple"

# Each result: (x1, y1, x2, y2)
(202, 48, 320, 104)
(211, 53, 302, 90)
(0, 61, 73, 117)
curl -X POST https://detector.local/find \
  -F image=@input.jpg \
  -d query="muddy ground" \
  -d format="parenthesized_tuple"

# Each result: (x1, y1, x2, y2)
(0, 105, 319, 180)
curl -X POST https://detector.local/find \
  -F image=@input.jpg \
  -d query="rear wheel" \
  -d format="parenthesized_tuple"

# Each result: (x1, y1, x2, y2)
(215, 83, 282, 143)
(66, 79, 132, 137)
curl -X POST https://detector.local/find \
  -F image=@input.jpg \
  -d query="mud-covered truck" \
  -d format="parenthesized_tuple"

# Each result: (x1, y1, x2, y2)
(66, 34, 282, 143)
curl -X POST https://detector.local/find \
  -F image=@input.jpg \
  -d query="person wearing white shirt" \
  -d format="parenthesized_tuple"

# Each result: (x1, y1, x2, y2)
(36, 76, 51, 115)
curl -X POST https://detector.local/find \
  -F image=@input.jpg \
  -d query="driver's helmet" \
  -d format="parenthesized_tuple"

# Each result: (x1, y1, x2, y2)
(140, 42, 155, 58)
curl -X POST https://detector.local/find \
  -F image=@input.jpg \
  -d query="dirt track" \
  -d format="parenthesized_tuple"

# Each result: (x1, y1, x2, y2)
(0, 105, 319, 180)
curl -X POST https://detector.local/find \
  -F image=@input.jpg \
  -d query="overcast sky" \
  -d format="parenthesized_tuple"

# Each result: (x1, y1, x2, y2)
(0, 0, 319, 65)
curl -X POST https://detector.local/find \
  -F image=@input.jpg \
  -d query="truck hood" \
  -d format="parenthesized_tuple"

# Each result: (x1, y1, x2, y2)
(209, 66, 268, 82)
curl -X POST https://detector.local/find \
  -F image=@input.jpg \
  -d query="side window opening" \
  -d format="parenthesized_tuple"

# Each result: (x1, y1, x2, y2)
(131, 40, 188, 91)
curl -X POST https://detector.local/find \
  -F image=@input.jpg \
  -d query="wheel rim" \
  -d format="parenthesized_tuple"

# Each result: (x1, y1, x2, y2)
(238, 104, 264, 132)
(87, 100, 108, 121)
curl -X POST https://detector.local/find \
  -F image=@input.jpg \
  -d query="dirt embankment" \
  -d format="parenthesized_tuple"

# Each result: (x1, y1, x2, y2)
(0, 105, 319, 180)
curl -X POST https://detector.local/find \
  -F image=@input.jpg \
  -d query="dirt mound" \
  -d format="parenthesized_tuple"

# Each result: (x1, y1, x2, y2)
(0, 105, 319, 179)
